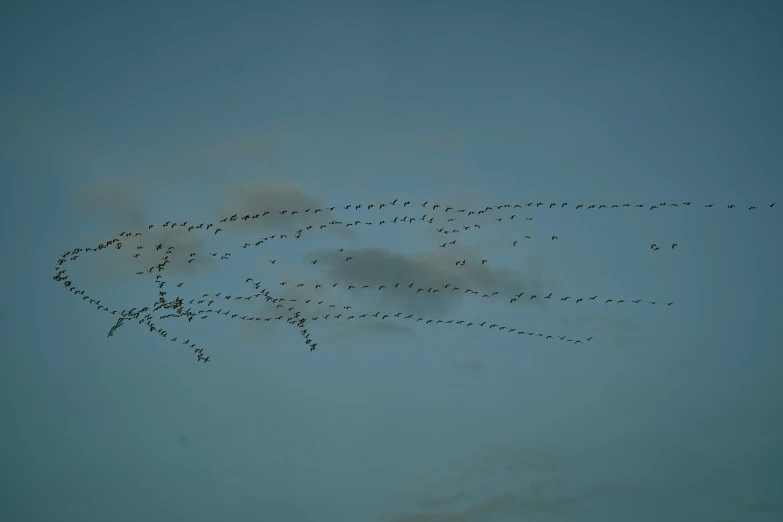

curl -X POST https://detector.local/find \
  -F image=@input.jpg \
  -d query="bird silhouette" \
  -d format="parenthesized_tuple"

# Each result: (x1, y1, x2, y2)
(56, 194, 697, 360)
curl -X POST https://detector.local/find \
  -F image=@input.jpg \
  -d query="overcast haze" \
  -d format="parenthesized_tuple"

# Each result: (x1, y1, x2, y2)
(2, 2, 783, 521)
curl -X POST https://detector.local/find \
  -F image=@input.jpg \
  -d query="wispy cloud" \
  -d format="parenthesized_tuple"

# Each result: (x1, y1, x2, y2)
(558, 312, 647, 346)
(417, 490, 470, 510)
(71, 226, 218, 286)
(461, 445, 560, 476)
(200, 127, 285, 168)
(411, 444, 563, 494)
(68, 178, 218, 284)
(450, 360, 484, 374)
(527, 477, 567, 495)
(307, 246, 555, 317)
(740, 500, 783, 514)
(215, 179, 355, 239)
(235, 268, 418, 346)
(387, 491, 578, 522)
(411, 130, 469, 155)
(71, 177, 149, 229)
(322, 318, 417, 345)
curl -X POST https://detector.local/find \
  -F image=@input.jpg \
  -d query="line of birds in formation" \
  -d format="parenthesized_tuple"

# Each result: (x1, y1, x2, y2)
(103, 206, 689, 275)
(53, 240, 666, 361)
(55, 256, 602, 359)
(104, 198, 777, 242)
(249, 278, 672, 306)
(149, 275, 671, 322)
(100, 197, 779, 272)
(54, 196, 768, 361)
(148, 270, 671, 350)
(54, 236, 600, 361)
(145, 200, 777, 232)
(130, 199, 777, 240)
(61, 225, 676, 315)
(155, 275, 605, 349)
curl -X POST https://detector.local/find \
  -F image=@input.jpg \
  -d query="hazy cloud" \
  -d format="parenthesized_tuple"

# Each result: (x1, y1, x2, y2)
(451, 360, 484, 374)
(237, 308, 417, 348)
(422, 445, 564, 491)
(527, 477, 567, 496)
(411, 130, 469, 155)
(235, 270, 418, 345)
(215, 179, 354, 239)
(67, 178, 217, 285)
(72, 226, 218, 287)
(321, 316, 417, 345)
(468, 445, 560, 475)
(307, 246, 555, 317)
(430, 165, 460, 180)
(740, 501, 783, 514)
(240, 303, 416, 344)
(559, 312, 647, 346)
(200, 127, 285, 168)
(71, 177, 149, 229)
(387, 491, 577, 522)
(585, 483, 629, 497)
(504, 451, 559, 474)
(418, 490, 470, 510)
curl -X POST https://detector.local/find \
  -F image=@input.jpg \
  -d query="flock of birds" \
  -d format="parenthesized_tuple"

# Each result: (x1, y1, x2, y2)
(53, 198, 775, 363)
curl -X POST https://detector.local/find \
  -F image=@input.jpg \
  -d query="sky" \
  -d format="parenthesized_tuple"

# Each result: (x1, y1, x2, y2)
(2, 1, 783, 521)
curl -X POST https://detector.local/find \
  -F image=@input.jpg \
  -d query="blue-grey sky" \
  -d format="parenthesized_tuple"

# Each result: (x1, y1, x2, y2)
(3, 2, 782, 521)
